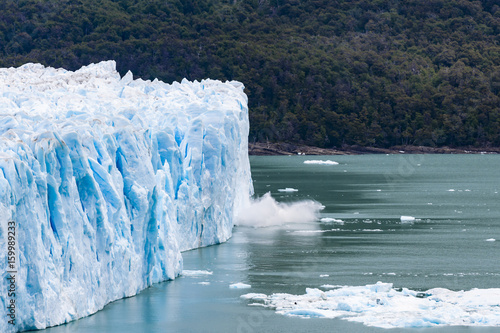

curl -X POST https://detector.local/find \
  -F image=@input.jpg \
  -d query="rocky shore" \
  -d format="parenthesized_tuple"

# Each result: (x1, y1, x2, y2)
(248, 142, 500, 156)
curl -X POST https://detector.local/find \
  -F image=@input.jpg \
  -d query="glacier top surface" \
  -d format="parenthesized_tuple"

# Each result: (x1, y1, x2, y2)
(0, 60, 247, 151)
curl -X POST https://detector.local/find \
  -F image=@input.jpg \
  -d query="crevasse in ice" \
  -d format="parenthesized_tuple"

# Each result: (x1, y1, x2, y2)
(0, 61, 252, 332)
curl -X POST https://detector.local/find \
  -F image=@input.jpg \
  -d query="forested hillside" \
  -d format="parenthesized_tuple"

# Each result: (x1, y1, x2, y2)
(1, 0, 499, 148)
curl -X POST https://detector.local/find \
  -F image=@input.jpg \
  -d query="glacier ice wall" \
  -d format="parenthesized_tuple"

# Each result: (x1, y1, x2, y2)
(0, 61, 251, 332)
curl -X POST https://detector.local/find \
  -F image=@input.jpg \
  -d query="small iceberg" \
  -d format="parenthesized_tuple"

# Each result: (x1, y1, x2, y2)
(278, 188, 299, 192)
(230, 282, 251, 289)
(241, 293, 267, 300)
(320, 217, 345, 224)
(304, 160, 339, 165)
(486, 238, 496, 242)
(400, 216, 416, 222)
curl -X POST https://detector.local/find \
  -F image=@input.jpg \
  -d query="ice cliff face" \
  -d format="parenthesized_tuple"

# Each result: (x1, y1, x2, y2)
(0, 61, 251, 332)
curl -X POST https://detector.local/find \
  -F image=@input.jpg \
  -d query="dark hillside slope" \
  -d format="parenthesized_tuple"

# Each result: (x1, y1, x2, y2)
(1, 0, 499, 148)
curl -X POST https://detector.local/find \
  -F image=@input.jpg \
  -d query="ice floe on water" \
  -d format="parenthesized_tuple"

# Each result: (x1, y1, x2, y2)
(400, 215, 416, 222)
(182, 270, 213, 276)
(230, 282, 251, 289)
(292, 228, 341, 234)
(303, 160, 339, 165)
(278, 187, 299, 192)
(241, 293, 267, 301)
(320, 217, 345, 224)
(486, 238, 496, 242)
(241, 282, 500, 328)
(321, 285, 346, 289)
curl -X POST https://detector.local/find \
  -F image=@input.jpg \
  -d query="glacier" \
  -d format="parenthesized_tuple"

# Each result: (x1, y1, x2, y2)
(0, 61, 252, 332)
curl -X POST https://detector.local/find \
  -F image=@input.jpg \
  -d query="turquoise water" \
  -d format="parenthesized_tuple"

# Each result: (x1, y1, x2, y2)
(43, 154, 500, 332)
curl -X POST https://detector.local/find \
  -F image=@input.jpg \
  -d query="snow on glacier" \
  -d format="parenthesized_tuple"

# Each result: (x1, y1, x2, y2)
(0, 61, 252, 332)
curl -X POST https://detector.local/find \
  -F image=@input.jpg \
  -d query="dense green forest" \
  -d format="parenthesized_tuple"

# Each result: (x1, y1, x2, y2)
(1, 0, 499, 148)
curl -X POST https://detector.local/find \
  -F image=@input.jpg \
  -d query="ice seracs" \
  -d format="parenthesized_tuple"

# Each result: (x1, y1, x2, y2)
(0, 61, 252, 332)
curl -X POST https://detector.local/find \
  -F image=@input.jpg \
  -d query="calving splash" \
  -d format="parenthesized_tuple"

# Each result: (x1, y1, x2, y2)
(242, 282, 500, 328)
(235, 192, 324, 227)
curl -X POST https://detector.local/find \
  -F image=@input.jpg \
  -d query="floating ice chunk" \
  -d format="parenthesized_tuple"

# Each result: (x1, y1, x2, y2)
(285, 309, 326, 318)
(400, 215, 416, 222)
(198, 282, 211, 285)
(230, 282, 251, 289)
(320, 217, 344, 224)
(320, 274, 329, 277)
(247, 282, 500, 328)
(293, 228, 340, 234)
(278, 187, 299, 192)
(241, 293, 268, 300)
(182, 270, 214, 276)
(486, 238, 496, 242)
(448, 189, 456, 192)
(303, 160, 339, 165)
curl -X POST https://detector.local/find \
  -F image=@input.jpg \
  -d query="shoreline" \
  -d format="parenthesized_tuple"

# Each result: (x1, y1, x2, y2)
(248, 142, 500, 156)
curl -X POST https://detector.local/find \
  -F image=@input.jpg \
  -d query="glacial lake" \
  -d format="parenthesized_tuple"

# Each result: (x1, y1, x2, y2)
(42, 154, 500, 332)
